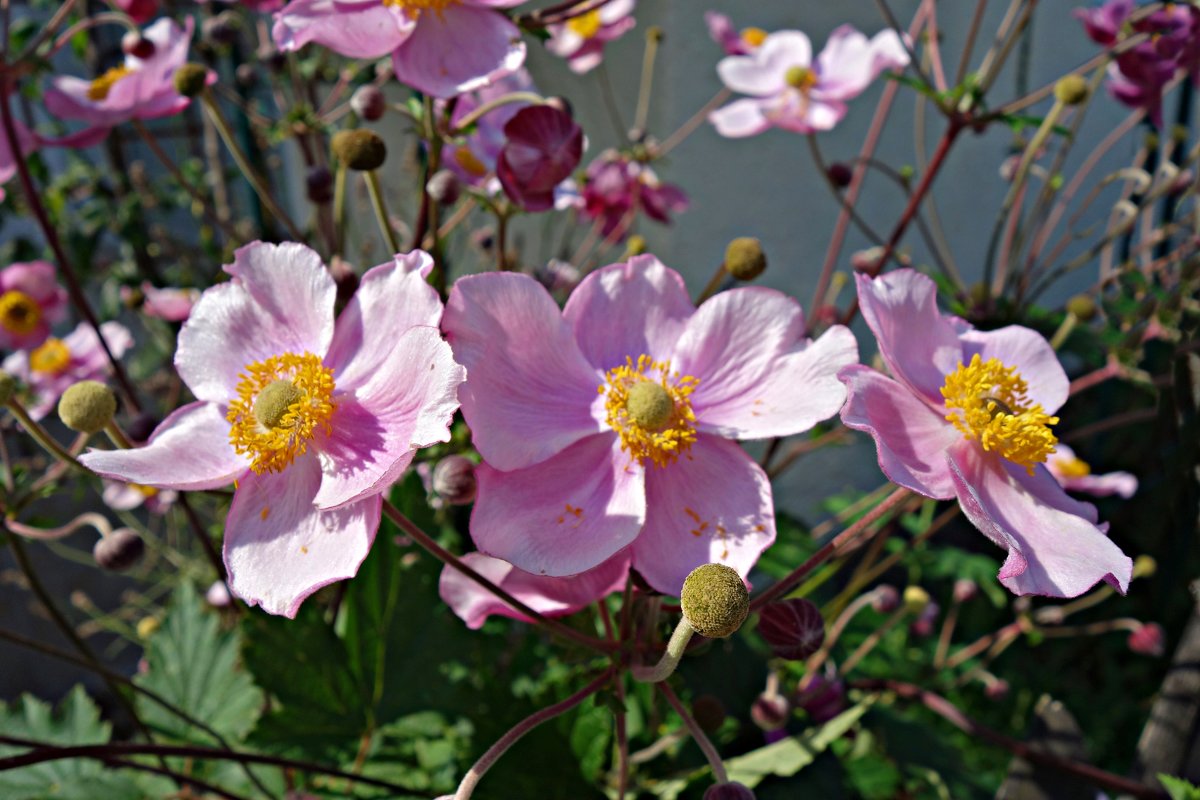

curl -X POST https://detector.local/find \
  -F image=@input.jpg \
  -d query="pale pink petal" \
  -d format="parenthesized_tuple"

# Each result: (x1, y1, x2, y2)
(392, 4, 526, 98)
(709, 98, 772, 138)
(315, 326, 463, 509)
(838, 365, 959, 498)
(80, 402, 247, 490)
(958, 325, 1069, 415)
(273, 0, 413, 58)
(439, 550, 630, 629)
(141, 284, 199, 321)
(1047, 444, 1138, 498)
(224, 454, 383, 617)
(855, 270, 964, 405)
(325, 250, 443, 390)
(101, 480, 148, 511)
(443, 272, 603, 470)
(697, 324, 857, 440)
(632, 435, 772, 596)
(815, 26, 909, 101)
(224, 242, 337, 356)
(948, 440, 1131, 598)
(563, 255, 694, 372)
(470, 433, 646, 577)
(717, 31, 811, 96)
(764, 94, 848, 133)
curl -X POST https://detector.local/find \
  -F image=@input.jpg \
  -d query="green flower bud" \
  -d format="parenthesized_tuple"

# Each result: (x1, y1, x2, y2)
(332, 129, 387, 171)
(58, 381, 117, 434)
(1053, 74, 1089, 106)
(902, 585, 931, 615)
(173, 63, 210, 98)
(1065, 294, 1097, 322)
(681, 563, 749, 638)
(724, 237, 767, 281)
(1133, 555, 1157, 579)
(623, 234, 648, 258)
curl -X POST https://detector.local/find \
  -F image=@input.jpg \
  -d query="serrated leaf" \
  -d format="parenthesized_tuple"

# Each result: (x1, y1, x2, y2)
(570, 701, 612, 782)
(724, 700, 872, 788)
(1160, 774, 1200, 800)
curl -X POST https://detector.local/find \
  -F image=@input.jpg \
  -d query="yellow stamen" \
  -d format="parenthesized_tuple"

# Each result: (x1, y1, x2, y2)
(600, 355, 699, 468)
(133, 483, 159, 498)
(566, 9, 603, 39)
(0, 290, 41, 335)
(453, 147, 489, 177)
(227, 352, 336, 474)
(740, 27, 768, 48)
(382, 0, 460, 18)
(88, 65, 134, 101)
(1054, 455, 1091, 479)
(29, 338, 71, 375)
(941, 354, 1059, 474)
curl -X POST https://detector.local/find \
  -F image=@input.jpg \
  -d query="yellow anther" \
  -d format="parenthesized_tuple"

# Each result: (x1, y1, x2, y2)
(29, 338, 71, 375)
(567, 9, 603, 39)
(1054, 455, 1091, 479)
(601, 355, 699, 468)
(382, 0, 460, 18)
(740, 27, 768, 48)
(88, 65, 134, 101)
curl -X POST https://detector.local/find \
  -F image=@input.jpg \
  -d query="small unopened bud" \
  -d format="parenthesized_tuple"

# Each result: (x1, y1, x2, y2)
(1128, 622, 1165, 656)
(871, 584, 899, 614)
(125, 413, 160, 443)
(0, 370, 17, 406)
(173, 63, 210, 98)
(903, 585, 931, 615)
(258, 44, 287, 72)
(431, 455, 477, 505)
(723, 237, 767, 281)
(58, 380, 117, 434)
(1133, 554, 1157, 579)
(827, 162, 853, 188)
(851, 246, 886, 274)
(1065, 294, 1097, 322)
(1053, 74, 1089, 105)
(750, 692, 790, 731)
(545, 96, 573, 117)
(235, 63, 258, 88)
(122, 31, 156, 59)
(351, 85, 387, 121)
(623, 234, 648, 258)
(94, 529, 145, 572)
(680, 563, 749, 638)
(984, 678, 1010, 700)
(136, 615, 160, 639)
(704, 783, 756, 800)
(757, 598, 825, 660)
(206, 581, 232, 608)
(647, 25, 664, 43)
(332, 129, 387, 171)
(692, 695, 726, 732)
(952, 578, 978, 604)
(427, 169, 461, 205)
(306, 165, 334, 204)
(329, 255, 359, 305)
(796, 673, 845, 723)
(202, 12, 239, 46)
(910, 600, 940, 637)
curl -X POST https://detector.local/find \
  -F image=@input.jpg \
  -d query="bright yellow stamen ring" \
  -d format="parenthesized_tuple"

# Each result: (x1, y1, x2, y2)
(941, 354, 1059, 474)
(382, 0, 460, 18)
(740, 27, 768, 48)
(567, 9, 603, 39)
(88, 65, 134, 101)
(601, 355, 699, 468)
(0, 290, 41, 335)
(29, 338, 71, 375)
(227, 352, 336, 474)
(1054, 455, 1091, 479)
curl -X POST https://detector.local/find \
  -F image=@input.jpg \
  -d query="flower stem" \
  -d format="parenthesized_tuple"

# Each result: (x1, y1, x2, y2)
(4, 399, 83, 469)
(451, 92, 546, 134)
(631, 617, 695, 683)
(363, 170, 399, 254)
(657, 682, 728, 784)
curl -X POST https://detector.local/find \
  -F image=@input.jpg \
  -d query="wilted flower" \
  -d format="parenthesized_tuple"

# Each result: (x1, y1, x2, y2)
(81, 243, 464, 617)
(581, 150, 689, 239)
(839, 269, 1132, 597)
(497, 105, 584, 212)
(1046, 443, 1138, 499)
(546, 0, 637, 74)
(710, 25, 909, 137)
(442, 69, 538, 189)
(442, 255, 857, 594)
(0, 261, 68, 350)
(3, 321, 133, 419)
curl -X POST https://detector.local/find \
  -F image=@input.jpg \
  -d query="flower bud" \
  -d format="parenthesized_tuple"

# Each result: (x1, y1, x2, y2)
(1054, 74, 1089, 106)
(125, 413, 160, 443)
(796, 673, 845, 723)
(680, 563, 749, 638)
(332, 129, 387, 171)
(704, 783, 756, 800)
(121, 31, 156, 60)
(202, 12, 239, 46)
(235, 63, 258, 89)
(827, 162, 853, 188)
(871, 584, 899, 613)
(431, 455, 477, 505)
(1133, 554, 1157, 579)
(173, 63, 211, 98)
(850, 246, 886, 274)
(306, 165, 334, 204)
(58, 380, 117, 434)
(984, 678, 1010, 700)
(750, 692, 790, 731)
(910, 601, 940, 637)
(0, 370, 17, 406)
(952, 578, 978, 604)
(136, 615, 160, 639)
(691, 694, 726, 732)
(623, 234, 648, 258)
(427, 169, 462, 206)
(329, 255, 360, 305)
(1065, 294, 1097, 322)
(723, 237, 767, 281)
(545, 96, 574, 117)
(93, 529, 145, 572)
(351, 85, 387, 121)
(1128, 622, 1165, 656)
(757, 598, 825, 660)
(206, 581, 232, 608)
(902, 585, 931, 615)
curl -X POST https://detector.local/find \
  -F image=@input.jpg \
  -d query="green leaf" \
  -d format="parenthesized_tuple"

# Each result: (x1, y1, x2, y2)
(1160, 774, 1200, 800)
(724, 700, 872, 789)
(570, 701, 612, 782)
(353, 712, 474, 797)
(135, 583, 263, 744)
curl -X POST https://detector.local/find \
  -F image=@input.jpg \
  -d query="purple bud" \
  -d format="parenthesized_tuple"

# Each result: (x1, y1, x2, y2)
(909, 601, 940, 638)
(952, 578, 978, 604)
(757, 598, 824, 660)
(827, 162, 853, 188)
(351, 85, 387, 121)
(984, 678, 1010, 700)
(431, 455, 477, 505)
(692, 694, 726, 732)
(427, 169, 462, 206)
(1128, 622, 1165, 657)
(202, 12, 238, 47)
(121, 31, 156, 60)
(871, 585, 899, 614)
(93, 529, 145, 572)
(306, 166, 334, 204)
(750, 692, 790, 731)
(704, 782, 756, 800)
(796, 673, 845, 724)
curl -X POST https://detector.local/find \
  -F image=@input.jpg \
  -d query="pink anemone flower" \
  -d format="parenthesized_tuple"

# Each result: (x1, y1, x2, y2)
(439, 550, 629, 629)
(80, 243, 464, 617)
(545, 0, 636, 74)
(141, 283, 200, 322)
(580, 150, 688, 239)
(838, 269, 1133, 598)
(272, 0, 526, 98)
(0, 261, 69, 350)
(704, 11, 768, 56)
(442, 256, 858, 594)
(2, 321, 133, 420)
(441, 68, 536, 188)
(709, 25, 910, 138)
(1046, 443, 1137, 499)
(44, 18, 203, 142)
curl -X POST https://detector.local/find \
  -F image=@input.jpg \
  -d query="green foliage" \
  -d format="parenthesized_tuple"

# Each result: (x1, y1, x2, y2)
(1161, 774, 1200, 800)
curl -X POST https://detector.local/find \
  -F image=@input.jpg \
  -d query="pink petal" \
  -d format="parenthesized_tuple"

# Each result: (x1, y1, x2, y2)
(855, 269, 964, 405)
(815, 26, 909, 102)
(958, 325, 1069, 415)
(392, 4, 526, 98)
(764, 94, 848, 133)
(717, 31, 811, 96)
(709, 98, 772, 138)
(325, 250, 443, 390)
(1047, 444, 1138, 499)
(273, 0, 413, 58)
(141, 284, 199, 322)
(315, 326, 463, 509)
(224, 454, 383, 617)
(443, 272, 603, 471)
(80, 401, 247, 490)
(838, 365, 959, 498)
(948, 440, 1132, 598)
(224, 242, 337, 355)
(470, 433, 646, 577)
(563, 255, 694, 372)
(632, 435, 773, 595)
(439, 550, 630, 629)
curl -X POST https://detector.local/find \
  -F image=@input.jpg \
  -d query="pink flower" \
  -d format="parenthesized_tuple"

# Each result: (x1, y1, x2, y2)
(441, 69, 537, 188)
(704, 11, 767, 56)
(80, 243, 464, 616)
(112, 0, 158, 24)
(545, 0, 636, 74)
(0, 261, 69, 350)
(709, 25, 909, 137)
(1046, 443, 1137, 499)
(838, 269, 1133, 598)
(102, 479, 177, 514)
(497, 105, 584, 212)
(442, 256, 857, 594)
(581, 150, 688, 239)
(2, 321, 133, 419)
(44, 18, 202, 142)
(141, 283, 200, 322)
(439, 550, 629, 629)
(272, 0, 526, 98)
